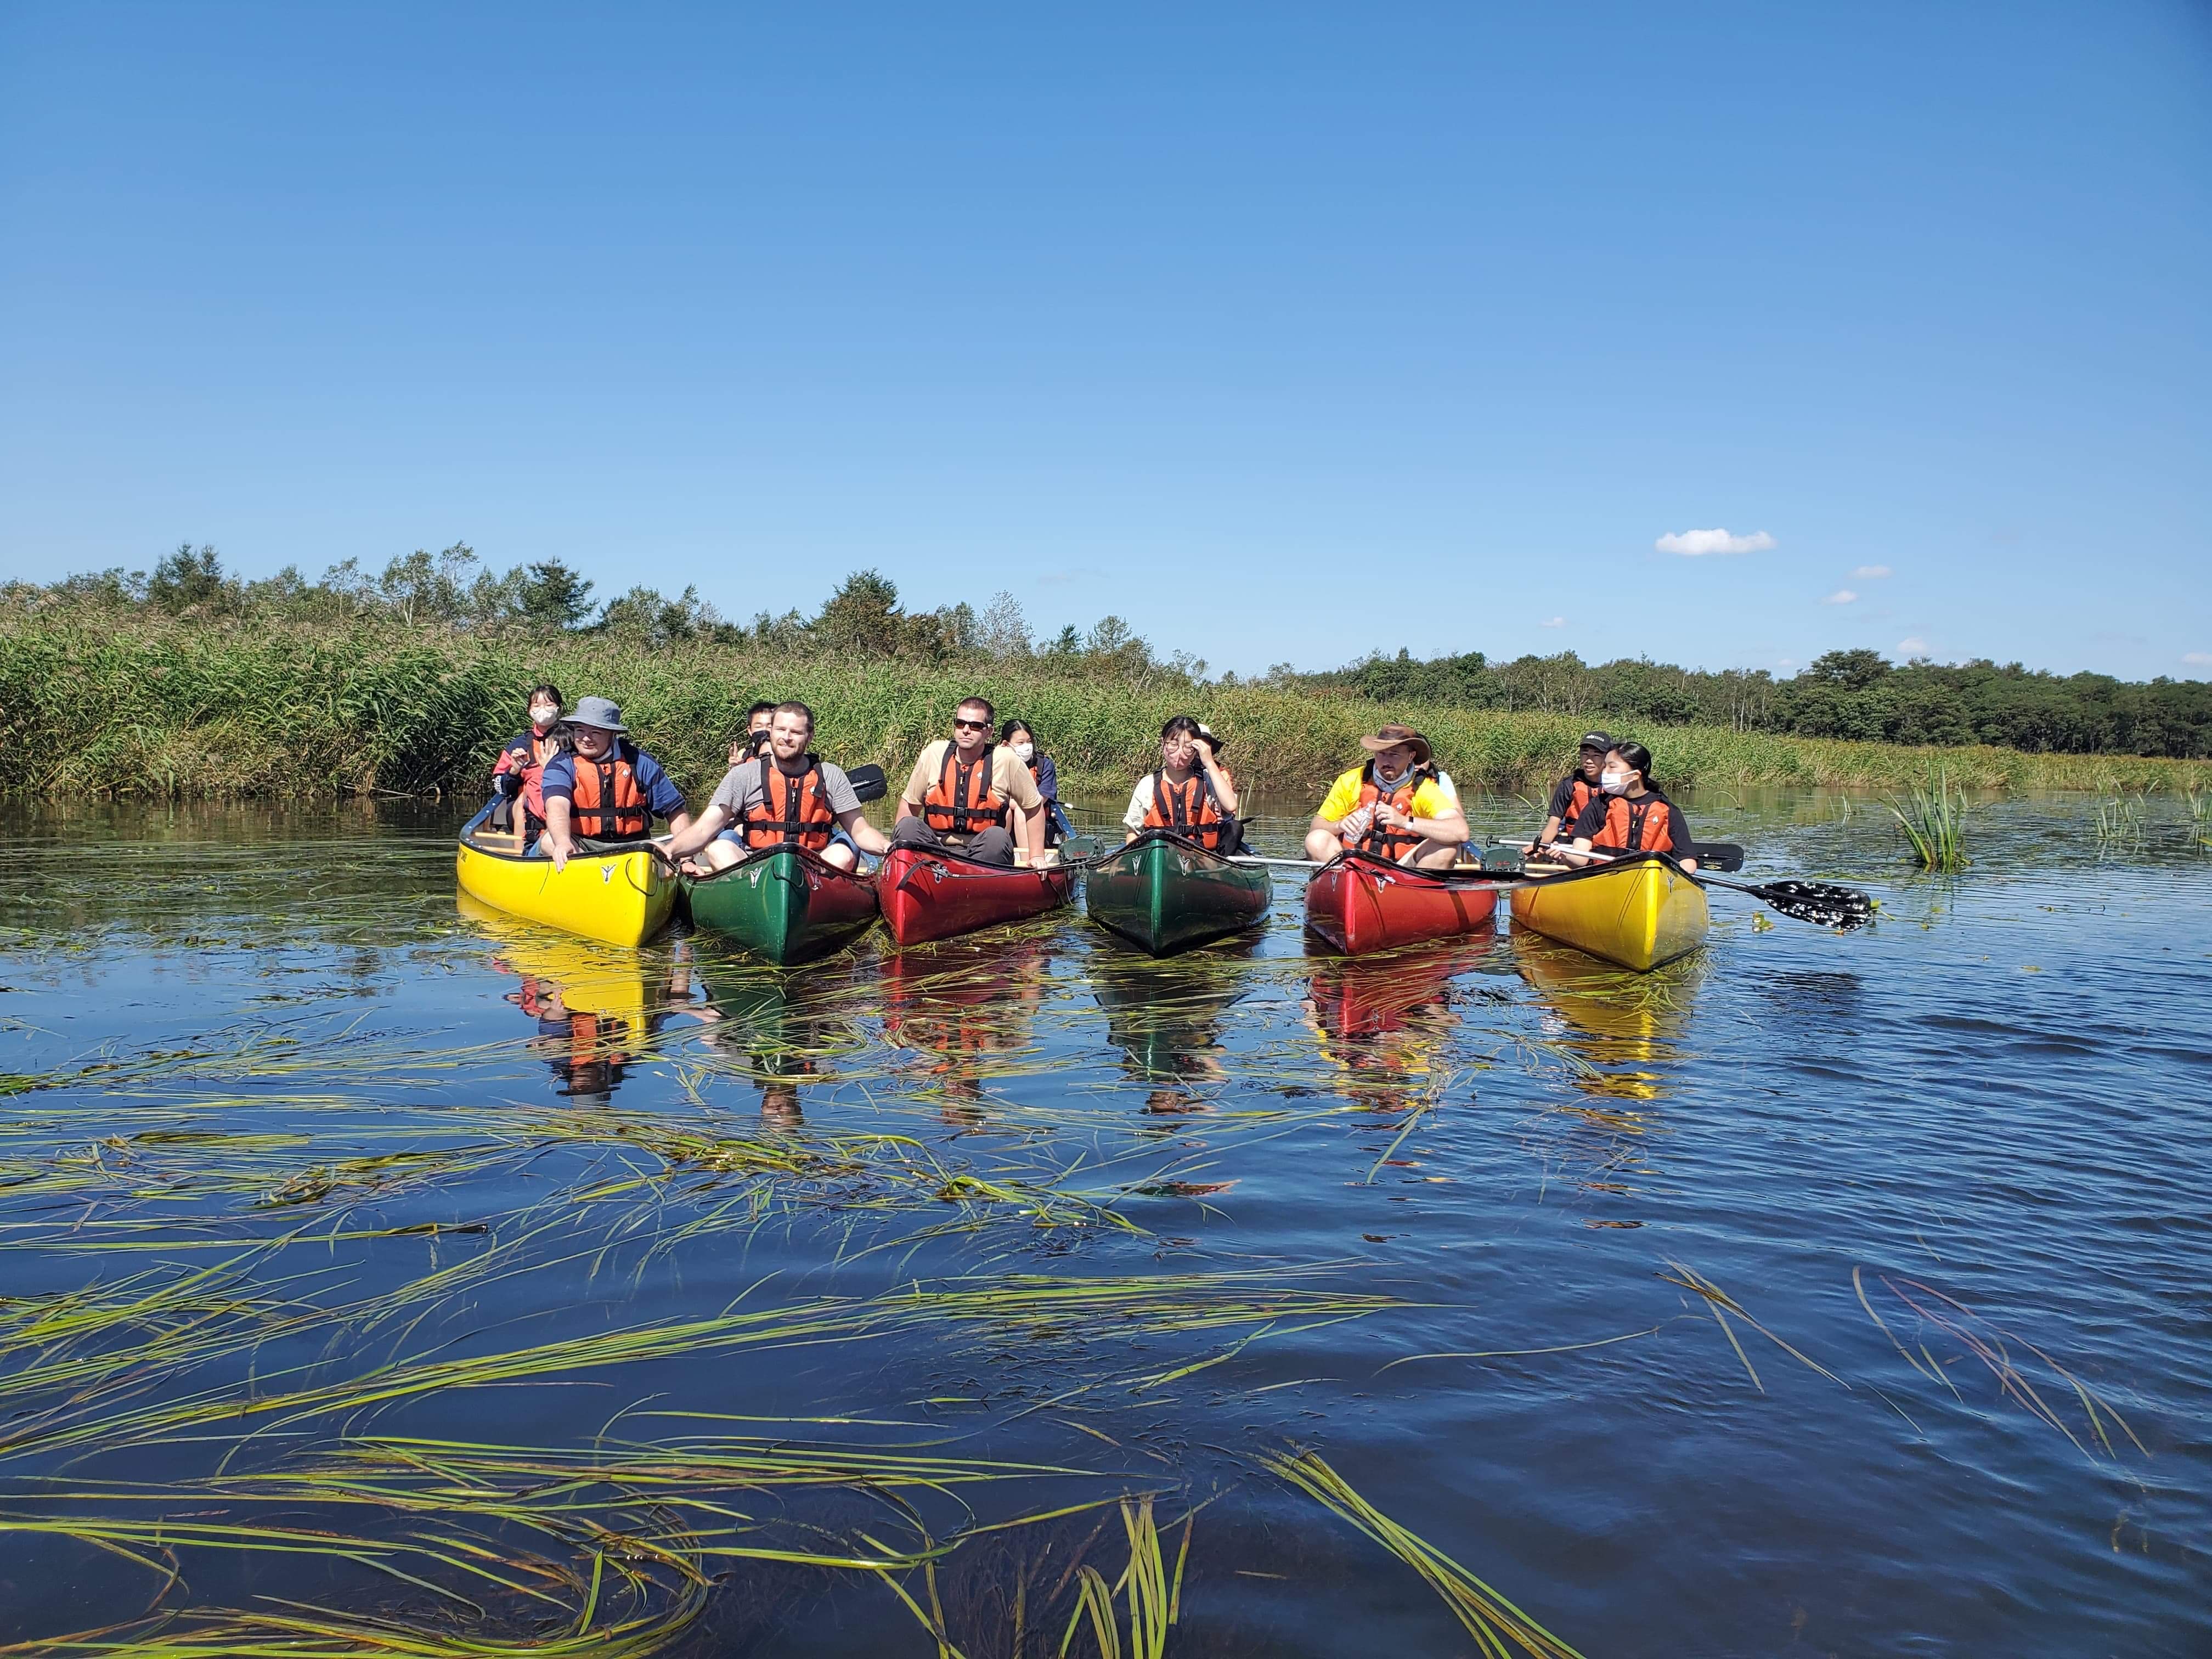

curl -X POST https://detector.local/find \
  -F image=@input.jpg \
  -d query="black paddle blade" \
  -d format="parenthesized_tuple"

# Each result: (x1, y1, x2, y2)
(844, 763, 888, 804)
(1688, 842, 1745, 873)
(1750, 879, 1877, 931)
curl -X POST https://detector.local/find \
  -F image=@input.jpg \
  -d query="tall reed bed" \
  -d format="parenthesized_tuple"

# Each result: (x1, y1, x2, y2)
(3, 615, 2207, 802)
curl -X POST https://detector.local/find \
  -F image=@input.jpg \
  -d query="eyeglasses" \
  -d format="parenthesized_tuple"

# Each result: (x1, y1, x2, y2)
(953, 718, 989, 730)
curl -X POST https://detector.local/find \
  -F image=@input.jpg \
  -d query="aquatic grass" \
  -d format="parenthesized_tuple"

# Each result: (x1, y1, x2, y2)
(1656, 1262, 1846, 1394)
(1887, 767, 1970, 871)
(1263, 1451, 1585, 1659)
(2090, 794, 2146, 854)
(1852, 1268, 2146, 1463)
(2183, 785, 2210, 851)
(1056, 1496, 1186, 1659)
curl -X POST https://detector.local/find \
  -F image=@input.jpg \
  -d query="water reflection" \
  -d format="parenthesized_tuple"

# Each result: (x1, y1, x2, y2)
(695, 957, 867, 1124)
(880, 934, 1053, 1116)
(461, 893, 714, 1104)
(1091, 935, 1262, 1113)
(1301, 936, 1494, 1111)
(1514, 936, 1706, 1103)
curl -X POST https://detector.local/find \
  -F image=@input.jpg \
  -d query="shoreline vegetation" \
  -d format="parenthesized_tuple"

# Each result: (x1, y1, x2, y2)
(3, 548, 2205, 801)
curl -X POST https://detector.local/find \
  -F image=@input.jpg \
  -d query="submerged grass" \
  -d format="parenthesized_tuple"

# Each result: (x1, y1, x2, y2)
(1263, 1451, 1585, 1659)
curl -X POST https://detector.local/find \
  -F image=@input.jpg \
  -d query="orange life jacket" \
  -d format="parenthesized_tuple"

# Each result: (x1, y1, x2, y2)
(1142, 770, 1234, 852)
(922, 743, 1007, 834)
(1559, 774, 1595, 825)
(1350, 762, 1435, 862)
(569, 745, 653, 842)
(1589, 792, 1678, 854)
(742, 758, 837, 851)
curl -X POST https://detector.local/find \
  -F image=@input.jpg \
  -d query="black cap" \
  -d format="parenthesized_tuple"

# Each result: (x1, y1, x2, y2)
(1578, 730, 1615, 752)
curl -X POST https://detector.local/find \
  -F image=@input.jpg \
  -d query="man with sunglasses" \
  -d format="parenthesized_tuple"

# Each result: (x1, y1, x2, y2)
(893, 696, 1046, 866)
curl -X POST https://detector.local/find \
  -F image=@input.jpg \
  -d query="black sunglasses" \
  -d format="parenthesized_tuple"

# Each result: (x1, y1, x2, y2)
(952, 718, 990, 730)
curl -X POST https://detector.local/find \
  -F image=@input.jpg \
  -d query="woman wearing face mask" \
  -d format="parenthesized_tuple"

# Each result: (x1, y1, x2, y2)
(1562, 742, 1698, 872)
(1000, 719, 1073, 844)
(490, 682, 568, 837)
(1123, 715, 1242, 849)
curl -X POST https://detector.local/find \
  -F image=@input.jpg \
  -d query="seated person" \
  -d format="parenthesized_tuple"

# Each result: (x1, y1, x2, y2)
(1536, 729, 1614, 848)
(728, 701, 776, 768)
(1559, 741, 1698, 871)
(1123, 715, 1241, 851)
(1001, 718, 1073, 844)
(893, 696, 1045, 867)
(488, 682, 567, 836)
(1305, 724, 1468, 870)
(537, 696, 692, 870)
(658, 701, 891, 873)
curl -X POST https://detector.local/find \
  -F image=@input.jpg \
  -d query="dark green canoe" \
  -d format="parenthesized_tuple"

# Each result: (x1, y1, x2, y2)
(1084, 830, 1272, 955)
(684, 844, 880, 963)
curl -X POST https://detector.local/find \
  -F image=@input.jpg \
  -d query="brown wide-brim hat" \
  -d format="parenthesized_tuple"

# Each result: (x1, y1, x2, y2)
(1358, 724, 1431, 765)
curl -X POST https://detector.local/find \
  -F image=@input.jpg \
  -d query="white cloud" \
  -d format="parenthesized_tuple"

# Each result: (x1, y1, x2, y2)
(1655, 527, 1776, 557)
(1540, 616, 1566, 628)
(1821, 590, 1857, 606)
(1850, 565, 1892, 579)
(2185, 652, 2212, 667)
(1897, 637, 1930, 656)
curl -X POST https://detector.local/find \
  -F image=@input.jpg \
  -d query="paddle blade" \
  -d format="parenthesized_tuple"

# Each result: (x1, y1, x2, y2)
(1689, 842, 1745, 872)
(844, 763, 888, 804)
(1752, 880, 1877, 931)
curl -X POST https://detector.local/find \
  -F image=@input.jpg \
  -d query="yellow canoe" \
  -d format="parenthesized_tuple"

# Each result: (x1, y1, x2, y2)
(1509, 852, 1709, 971)
(454, 815, 678, 947)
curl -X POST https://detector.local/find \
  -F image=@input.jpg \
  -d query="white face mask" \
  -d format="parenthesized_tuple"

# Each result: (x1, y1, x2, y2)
(530, 707, 559, 730)
(1600, 770, 1630, 794)
(1013, 742, 1035, 762)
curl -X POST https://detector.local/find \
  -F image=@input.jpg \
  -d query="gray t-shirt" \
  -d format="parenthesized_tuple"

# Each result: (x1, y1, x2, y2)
(710, 757, 861, 822)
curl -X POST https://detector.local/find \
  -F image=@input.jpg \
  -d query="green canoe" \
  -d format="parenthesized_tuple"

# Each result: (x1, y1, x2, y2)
(684, 843, 880, 963)
(1084, 830, 1272, 955)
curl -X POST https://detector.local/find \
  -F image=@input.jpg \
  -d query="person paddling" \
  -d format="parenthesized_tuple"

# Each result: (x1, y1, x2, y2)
(1124, 715, 1242, 851)
(1306, 724, 1468, 868)
(489, 682, 568, 837)
(1536, 729, 1614, 849)
(1558, 741, 1699, 872)
(538, 696, 693, 872)
(893, 696, 1046, 867)
(658, 701, 891, 873)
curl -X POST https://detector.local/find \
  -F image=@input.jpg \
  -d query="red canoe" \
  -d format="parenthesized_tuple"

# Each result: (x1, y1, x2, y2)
(875, 845, 1079, 945)
(1304, 852, 1506, 955)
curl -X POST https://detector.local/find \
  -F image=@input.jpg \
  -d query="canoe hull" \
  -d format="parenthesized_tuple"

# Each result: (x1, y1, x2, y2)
(876, 845, 1077, 945)
(455, 832, 676, 947)
(686, 844, 880, 963)
(1086, 832, 1272, 955)
(1304, 853, 1503, 955)
(1509, 853, 1709, 970)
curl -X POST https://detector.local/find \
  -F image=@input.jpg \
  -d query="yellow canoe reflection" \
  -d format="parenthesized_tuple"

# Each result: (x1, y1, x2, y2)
(1516, 934, 1707, 1103)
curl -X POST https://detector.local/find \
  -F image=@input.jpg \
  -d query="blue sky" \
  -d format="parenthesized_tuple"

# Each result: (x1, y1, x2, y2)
(3, 2, 2207, 679)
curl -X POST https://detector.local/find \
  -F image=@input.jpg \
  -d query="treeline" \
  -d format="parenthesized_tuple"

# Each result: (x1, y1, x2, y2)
(1310, 646, 2212, 759)
(10, 546, 2207, 758)
(8, 545, 1198, 684)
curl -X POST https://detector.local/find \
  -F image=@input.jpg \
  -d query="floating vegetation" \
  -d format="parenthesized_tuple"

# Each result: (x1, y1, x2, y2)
(1852, 1268, 2146, 1464)
(2186, 786, 2211, 852)
(1888, 767, 1970, 871)
(1265, 1451, 1586, 1659)
(1658, 1261, 1846, 1394)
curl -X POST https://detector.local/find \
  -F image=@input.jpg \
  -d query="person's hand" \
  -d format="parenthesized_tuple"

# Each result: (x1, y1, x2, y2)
(549, 840, 570, 873)
(1375, 802, 1412, 832)
(1339, 806, 1374, 842)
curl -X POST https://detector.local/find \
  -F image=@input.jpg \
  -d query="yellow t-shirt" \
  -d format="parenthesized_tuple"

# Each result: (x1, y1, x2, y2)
(1317, 764, 1453, 824)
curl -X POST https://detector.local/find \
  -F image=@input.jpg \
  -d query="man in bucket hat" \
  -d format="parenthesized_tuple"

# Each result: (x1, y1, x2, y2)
(538, 696, 692, 871)
(1305, 723, 1468, 868)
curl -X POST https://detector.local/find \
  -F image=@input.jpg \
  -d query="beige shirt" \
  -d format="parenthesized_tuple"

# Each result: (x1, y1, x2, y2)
(902, 740, 1043, 816)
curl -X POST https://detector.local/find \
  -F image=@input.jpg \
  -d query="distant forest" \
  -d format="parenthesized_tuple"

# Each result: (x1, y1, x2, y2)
(9, 543, 2209, 759)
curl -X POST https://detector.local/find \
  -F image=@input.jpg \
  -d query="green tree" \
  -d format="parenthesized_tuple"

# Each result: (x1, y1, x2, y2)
(516, 560, 596, 631)
(148, 544, 228, 613)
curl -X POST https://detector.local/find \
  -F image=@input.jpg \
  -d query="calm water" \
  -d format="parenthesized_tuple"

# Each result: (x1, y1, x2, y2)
(1, 791, 2207, 1656)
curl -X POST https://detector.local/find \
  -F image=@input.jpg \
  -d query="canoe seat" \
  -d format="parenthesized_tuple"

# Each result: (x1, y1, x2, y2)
(469, 829, 527, 855)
